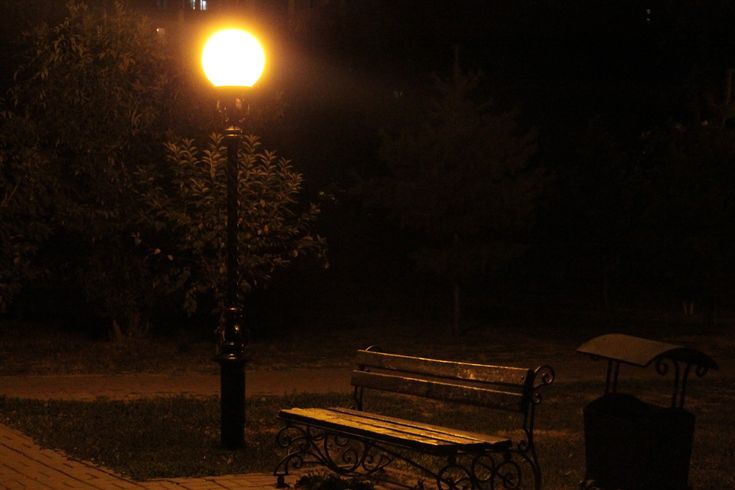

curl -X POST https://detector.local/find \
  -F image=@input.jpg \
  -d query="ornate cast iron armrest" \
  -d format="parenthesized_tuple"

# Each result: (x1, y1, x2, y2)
(530, 365, 555, 405)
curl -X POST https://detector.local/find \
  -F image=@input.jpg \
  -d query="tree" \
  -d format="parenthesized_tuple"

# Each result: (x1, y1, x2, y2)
(160, 133, 327, 317)
(1, 1, 188, 337)
(1, 2, 325, 338)
(0, 111, 55, 313)
(557, 117, 651, 313)
(371, 71, 539, 335)
(640, 121, 735, 321)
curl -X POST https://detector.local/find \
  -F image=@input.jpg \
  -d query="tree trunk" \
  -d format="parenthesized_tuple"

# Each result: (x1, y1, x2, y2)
(110, 318, 124, 342)
(109, 311, 149, 341)
(601, 256, 610, 313)
(450, 232, 462, 336)
(451, 279, 461, 337)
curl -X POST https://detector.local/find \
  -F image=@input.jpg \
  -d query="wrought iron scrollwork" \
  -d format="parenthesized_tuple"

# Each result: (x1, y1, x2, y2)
(495, 457, 523, 490)
(695, 363, 711, 378)
(324, 434, 361, 473)
(274, 424, 396, 484)
(578, 333, 718, 410)
(471, 453, 498, 487)
(276, 424, 311, 452)
(530, 365, 555, 405)
(275, 425, 313, 487)
(470, 452, 525, 490)
(654, 356, 675, 377)
(362, 444, 393, 474)
(322, 434, 393, 476)
(437, 463, 473, 490)
(653, 356, 707, 408)
(472, 453, 526, 490)
(275, 422, 542, 490)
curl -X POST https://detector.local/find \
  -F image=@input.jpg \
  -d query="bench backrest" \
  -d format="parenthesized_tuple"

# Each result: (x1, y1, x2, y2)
(352, 348, 539, 413)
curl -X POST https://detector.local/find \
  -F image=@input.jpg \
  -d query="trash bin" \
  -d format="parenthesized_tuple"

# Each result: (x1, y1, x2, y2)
(577, 334, 718, 490)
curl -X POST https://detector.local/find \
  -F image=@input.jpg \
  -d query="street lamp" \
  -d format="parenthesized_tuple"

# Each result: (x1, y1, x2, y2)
(202, 27, 265, 449)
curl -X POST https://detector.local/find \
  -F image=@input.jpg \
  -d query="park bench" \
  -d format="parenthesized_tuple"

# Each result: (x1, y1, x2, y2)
(274, 346, 555, 489)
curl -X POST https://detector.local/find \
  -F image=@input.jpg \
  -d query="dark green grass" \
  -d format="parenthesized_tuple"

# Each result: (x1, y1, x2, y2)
(1, 377, 732, 488)
(0, 393, 350, 480)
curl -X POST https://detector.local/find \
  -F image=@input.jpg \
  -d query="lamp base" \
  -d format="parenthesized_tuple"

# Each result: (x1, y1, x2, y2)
(218, 356, 246, 449)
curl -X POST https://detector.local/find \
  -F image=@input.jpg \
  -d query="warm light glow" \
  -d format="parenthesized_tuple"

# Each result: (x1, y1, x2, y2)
(202, 29, 265, 87)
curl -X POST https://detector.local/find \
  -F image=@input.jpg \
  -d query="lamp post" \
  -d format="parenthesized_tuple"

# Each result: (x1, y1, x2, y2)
(201, 28, 265, 449)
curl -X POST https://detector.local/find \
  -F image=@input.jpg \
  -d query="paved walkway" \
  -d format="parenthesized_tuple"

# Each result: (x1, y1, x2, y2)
(0, 368, 355, 490)
(0, 423, 284, 489)
(0, 368, 353, 401)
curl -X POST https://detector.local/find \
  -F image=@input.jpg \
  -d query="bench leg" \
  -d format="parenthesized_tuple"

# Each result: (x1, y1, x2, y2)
(515, 446, 542, 490)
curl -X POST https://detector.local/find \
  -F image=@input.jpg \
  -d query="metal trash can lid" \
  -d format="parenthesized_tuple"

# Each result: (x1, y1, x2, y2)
(576, 333, 718, 369)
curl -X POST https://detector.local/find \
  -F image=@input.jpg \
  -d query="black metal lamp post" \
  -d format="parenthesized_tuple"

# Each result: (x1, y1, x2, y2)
(201, 28, 266, 449)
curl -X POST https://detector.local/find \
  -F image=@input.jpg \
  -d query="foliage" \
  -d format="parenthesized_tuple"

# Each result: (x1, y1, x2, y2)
(160, 133, 327, 316)
(0, 1, 187, 336)
(552, 67, 735, 313)
(0, 2, 323, 335)
(0, 112, 54, 312)
(370, 71, 540, 333)
(640, 122, 735, 311)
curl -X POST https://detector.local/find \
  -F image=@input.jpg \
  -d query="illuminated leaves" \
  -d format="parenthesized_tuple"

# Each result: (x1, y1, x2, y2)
(162, 133, 326, 314)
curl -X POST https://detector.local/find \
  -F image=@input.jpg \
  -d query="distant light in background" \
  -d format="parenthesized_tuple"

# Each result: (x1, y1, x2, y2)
(188, 0, 207, 10)
(202, 29, 265, 87)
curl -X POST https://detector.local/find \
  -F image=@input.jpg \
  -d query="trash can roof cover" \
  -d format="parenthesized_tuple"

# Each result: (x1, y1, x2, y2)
(577, 333, 719, 369)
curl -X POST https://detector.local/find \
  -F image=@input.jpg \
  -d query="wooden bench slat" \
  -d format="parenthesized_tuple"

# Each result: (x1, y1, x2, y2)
(280, 407, 463, 450)
(322, 409, 491, 445)
(327, 407, 511, 448)
(279, 407, 509, 453)
(355, 350, 531, 386)
(351, 370, 526, 412)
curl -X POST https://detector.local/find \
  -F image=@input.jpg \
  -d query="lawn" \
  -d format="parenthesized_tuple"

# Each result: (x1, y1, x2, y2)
(0, 313, 732, 489)
(0, 376, 732, 489)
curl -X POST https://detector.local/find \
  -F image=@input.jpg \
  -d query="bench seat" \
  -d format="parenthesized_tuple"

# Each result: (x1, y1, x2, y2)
(279, 407, 511, 454)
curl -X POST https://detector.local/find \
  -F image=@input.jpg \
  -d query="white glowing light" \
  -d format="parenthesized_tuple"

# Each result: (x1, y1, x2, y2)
(202, 29, 265, 87)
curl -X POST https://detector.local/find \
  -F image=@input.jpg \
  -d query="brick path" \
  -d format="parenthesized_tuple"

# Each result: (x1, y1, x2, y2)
(0, 422, 290, 489)
(0, 368, 354, 490)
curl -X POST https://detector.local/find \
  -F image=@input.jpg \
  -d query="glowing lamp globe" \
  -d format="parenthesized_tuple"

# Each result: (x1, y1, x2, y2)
(202, 29, 265, 88)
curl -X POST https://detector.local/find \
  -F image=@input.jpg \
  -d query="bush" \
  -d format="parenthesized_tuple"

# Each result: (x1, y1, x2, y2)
(160, 133, 327, 316)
